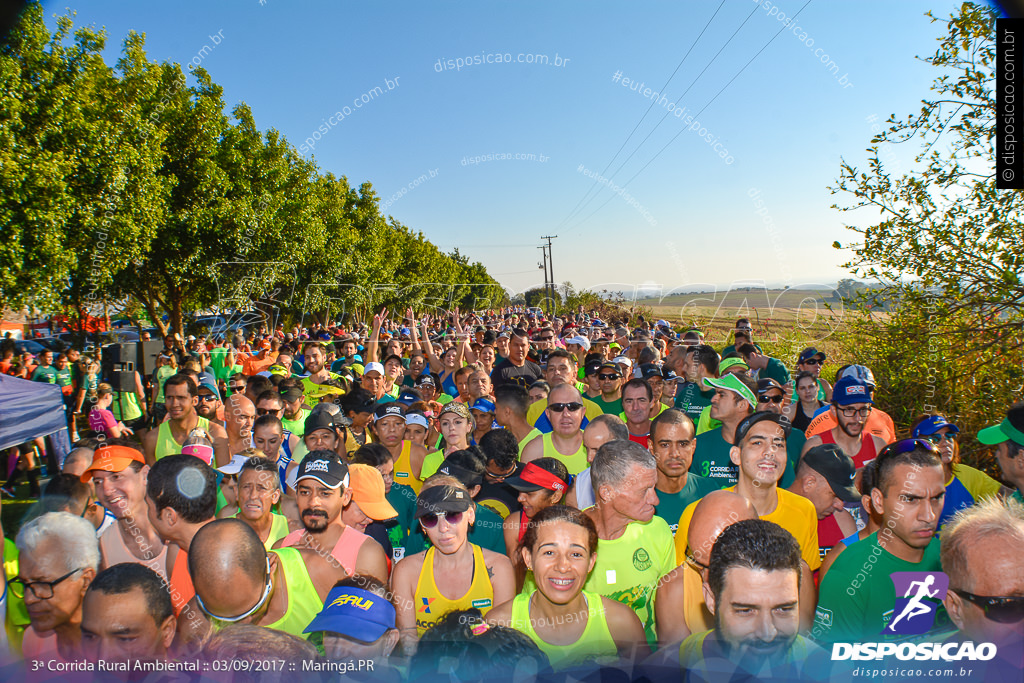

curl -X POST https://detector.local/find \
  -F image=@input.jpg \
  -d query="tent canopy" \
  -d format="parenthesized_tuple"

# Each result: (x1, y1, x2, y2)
(0, 375, 71, 460)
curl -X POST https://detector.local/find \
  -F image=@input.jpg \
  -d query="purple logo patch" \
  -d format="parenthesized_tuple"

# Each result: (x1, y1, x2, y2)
(885, 572, 948, 635)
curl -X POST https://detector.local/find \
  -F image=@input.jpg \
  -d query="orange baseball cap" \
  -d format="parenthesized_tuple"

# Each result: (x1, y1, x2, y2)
(347, 464, 398, 521)
(80, 445, 146, 482)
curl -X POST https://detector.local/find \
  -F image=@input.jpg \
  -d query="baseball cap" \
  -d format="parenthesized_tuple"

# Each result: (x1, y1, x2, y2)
(977, 403, 1024, 445)
(798, 347, 827, 364)
(704, 374, 757, 410)
(637, 363, 662, 381)
(912, 415, 961, 438)
(295, 454, 350, 489)
(415, 484, 474, 519)
(363, 362, 385, 377)
(836, 364, 876, 390)
(565, 335, 591, 351)
(347, 465, 398, 520)
(197, 372, 220, 401)
(661, 367, 679, 381)
(718, 357, 749, 374)
(259, 339, 271, 350)
(181, 443, 214, 465)
(436, 457, 483, 488)
(304, 410, 340, 436)
(416, 374, 437, 389)
(800, 444, 860, 502)
(373, 403, 406, 422)
(217, 453, 251, 476)
(80, 445, 146, 483)
(281, 385, 305, 403)
(756, 378, 783, 395)
(504, 461, 568, 493)
(832, 376, 873, 406)
(439, 401, 472, 422)
(405, 412, 429, 430)
(598, 361, 621, 376)
(470, 398, 496, 414)
(734, 411, 792, 443)
(396, 390, 420, 406)
(584, 359, 604, 376)
(304, 586, 396, 642)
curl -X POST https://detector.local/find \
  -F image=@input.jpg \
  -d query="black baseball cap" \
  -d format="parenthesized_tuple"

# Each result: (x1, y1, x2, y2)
(757, 378, 784, 395)
(415, 485, 473, 519)
(638, 363, 662, 380)
(373, 403, 406, 422)
(304, 410, 340, 436)
(295, 454, 350, 489)
(801, 444, 860, 502)
(436, 458, 483, 488)
(734, 411, 792, 443)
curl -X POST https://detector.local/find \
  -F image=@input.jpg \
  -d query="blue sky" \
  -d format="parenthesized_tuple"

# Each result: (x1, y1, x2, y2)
(47, 0, 967, 296)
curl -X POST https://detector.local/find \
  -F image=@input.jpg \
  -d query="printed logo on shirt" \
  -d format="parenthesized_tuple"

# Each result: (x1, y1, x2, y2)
(632, 548, 652, 571)
(419, 597, 435, 614)
(471, 598, 492, 609)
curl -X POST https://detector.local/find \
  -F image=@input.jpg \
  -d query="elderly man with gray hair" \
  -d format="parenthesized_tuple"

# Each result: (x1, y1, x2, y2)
(13, 511, 100, 661)
(583, 439, 676, 648)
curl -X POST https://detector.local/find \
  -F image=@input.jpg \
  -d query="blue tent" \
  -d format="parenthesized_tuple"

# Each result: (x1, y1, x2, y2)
(0, 374, 70, 465)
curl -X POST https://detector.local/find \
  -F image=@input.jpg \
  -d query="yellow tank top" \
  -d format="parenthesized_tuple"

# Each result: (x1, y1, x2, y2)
(156, 416, 211, 460)
(265, 548, 323, 639)
(392, 441, 423, 494)
(509, 591, 618, 671)
(235, 512, 291, 551)
(541, 432, 588, 475)
(414, 544, 494, 635)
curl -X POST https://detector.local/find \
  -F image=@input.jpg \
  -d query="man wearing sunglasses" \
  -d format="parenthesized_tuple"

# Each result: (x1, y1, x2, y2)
(143, 374, 229, 466)
(940, 496, 1024, 670)
(591, 361, 625, 416)
(796, 348, 832, 403)
(802, 376, 888, 470)
(189, 518, 349, 640)
(815, 439, 946, 644)
(13, 511, 99, 661)
(195, 373, 225, 425)
(756, 378, 802, 488)
(521, 384, 588, 475)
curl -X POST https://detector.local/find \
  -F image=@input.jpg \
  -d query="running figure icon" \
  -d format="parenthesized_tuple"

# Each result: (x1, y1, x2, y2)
(887, 574, 939, 632)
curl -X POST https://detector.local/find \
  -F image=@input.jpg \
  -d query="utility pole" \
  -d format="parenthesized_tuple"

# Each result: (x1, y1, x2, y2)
(537, 246, 548, 313)
(541, 235, 558, 316)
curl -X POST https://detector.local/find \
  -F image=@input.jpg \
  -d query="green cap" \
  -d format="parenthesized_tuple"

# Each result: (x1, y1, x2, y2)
(704, 374, 757, 410)
(977, 410, 1024, 445)
(718, 357, 749, 373)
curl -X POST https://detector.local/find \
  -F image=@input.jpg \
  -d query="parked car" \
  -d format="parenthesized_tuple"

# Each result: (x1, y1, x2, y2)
(13, 339, 47, 356)
(33, 337, 69, 353)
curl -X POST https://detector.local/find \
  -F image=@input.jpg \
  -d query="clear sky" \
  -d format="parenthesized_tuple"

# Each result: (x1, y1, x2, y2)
(46, 0, 967, 297)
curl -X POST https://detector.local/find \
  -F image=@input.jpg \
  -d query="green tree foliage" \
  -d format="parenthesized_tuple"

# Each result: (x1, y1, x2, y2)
(831, 2, 1024, 474)
(0, 4, 501, 332)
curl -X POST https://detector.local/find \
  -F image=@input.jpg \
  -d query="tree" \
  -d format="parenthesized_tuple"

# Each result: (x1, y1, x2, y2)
(831, 2, 1023, 356)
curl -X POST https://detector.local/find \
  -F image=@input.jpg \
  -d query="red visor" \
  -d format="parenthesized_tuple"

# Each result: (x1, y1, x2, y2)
(520, 462, 567, 492)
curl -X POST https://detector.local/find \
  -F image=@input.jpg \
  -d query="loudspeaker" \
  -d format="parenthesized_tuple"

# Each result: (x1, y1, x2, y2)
(101, 343, 137, 393)
(136, 340, 164, 376)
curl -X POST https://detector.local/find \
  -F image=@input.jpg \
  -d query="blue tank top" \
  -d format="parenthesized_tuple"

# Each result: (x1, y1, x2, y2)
(441, 372, 459, 398)
(277, 430, 294, 490)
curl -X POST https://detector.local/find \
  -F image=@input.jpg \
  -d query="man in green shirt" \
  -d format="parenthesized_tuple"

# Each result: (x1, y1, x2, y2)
(813, 441, 947, 644)
(980, 402, 1024, 505)
(30, 350, 58, 384)
(738, 344, 790, 387)
(690, 374, 757, 487)
(590, 361, 624, 415)
(650, 409, 718, 532)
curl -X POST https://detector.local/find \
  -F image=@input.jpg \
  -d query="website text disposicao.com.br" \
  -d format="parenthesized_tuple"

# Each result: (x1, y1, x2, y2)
(434, 51, 570, 72)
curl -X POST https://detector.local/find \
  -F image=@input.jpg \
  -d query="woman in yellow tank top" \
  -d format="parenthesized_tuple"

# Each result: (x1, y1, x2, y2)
(487, 505, 645, 671)
(391, 477, 515, 655)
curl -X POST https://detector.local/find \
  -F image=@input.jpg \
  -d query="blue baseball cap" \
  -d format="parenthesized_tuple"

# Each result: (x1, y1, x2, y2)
(831, 376, 873, 406)
(470, 398, 496, 414)
(396, 390, 420, 406)
(304, 586, 396, 642)
(912, 415, 960, 437)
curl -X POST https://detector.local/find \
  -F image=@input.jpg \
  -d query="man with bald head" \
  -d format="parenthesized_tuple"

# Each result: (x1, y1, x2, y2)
(143, 374, 229, 466)
(521, 383, 588, 475)
(187, 518, 349, 640)
(655, 490, 757, 645)
(225, 394, 257, 457)
(61, 446, 96, 478)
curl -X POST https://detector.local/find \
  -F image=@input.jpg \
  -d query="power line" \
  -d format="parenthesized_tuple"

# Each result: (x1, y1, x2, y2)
(557, 0, 729, 228)
(565, 0, 815, 234)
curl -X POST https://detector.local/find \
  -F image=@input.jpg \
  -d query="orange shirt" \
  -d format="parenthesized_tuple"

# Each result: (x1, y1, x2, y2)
(804, 406, 895, 443)
(240, 351, 277, 376)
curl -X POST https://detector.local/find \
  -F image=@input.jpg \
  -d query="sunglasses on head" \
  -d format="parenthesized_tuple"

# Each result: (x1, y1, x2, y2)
(759, 394, 784, 404)
(420, 511, 464, 529)
(548, 402, 583, 413)
(953, 590, 1024, 624)
(878, 438, 939, 460)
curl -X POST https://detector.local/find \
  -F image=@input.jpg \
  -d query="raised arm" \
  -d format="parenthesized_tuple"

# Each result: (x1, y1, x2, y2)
(367, 308, 388, 364)
(420, 315, 444, 374)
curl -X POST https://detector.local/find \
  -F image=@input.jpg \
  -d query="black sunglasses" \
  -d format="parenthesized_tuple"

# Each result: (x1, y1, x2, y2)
(801, 358, 823, 366)
(759, 395, 785, 404)
(953, 590, 1024, 624)
(597, 373, 620, 380)
(548, 402, 583, 413)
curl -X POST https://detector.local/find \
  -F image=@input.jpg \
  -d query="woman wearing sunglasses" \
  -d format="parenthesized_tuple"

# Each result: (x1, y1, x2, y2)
(502, 459, 569, 565)
(488, 505, 644, 671)
(911, 415, 1013, 529)
(391, 477, 515, 655)
(786, 371, 825, 433)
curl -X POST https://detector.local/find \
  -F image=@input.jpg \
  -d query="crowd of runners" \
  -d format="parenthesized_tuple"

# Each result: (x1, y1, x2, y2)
(1, 309, 1022, 681)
